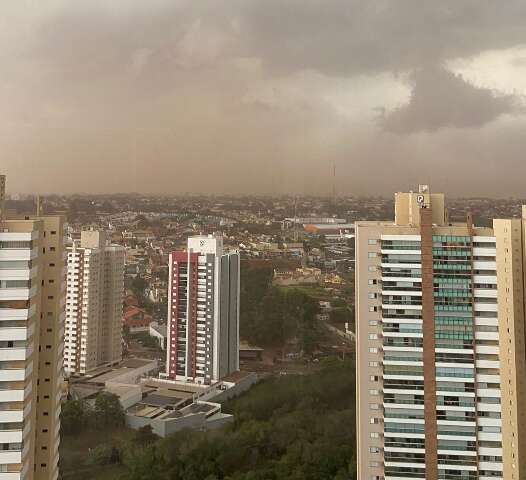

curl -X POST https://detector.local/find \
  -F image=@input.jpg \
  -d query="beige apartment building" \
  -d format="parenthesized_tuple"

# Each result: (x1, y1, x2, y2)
(356, 185, 526, 480)
(64, 230, 124, 375)
(0, 175, 66, 480)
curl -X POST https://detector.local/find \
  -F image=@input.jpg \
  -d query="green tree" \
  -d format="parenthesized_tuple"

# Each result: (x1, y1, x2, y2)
(132, 276, 149, 307)
(85, 443, 120, 466)
(132, 425, 158, 447)
(61, 399, 90, 435)
(94, 392, 124, 428)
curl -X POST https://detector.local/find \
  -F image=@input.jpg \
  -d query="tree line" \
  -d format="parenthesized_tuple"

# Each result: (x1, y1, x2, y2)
(239, 263, 320, 353)
(71, 359, 356, 480)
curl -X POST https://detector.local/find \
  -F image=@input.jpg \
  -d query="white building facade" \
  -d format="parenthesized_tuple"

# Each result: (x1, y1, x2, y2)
(356, 187, 509, 480)
(0, 173, 66, 480)
(64, 231, 125, 375)
(166, 235, 239, 385)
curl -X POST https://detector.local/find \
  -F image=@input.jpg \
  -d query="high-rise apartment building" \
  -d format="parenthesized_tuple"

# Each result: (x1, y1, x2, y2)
(356, 185, 526, 480)
(0, 175, 66, 480)
(64, 230, 125, 375)
(166, 235, 239, 385)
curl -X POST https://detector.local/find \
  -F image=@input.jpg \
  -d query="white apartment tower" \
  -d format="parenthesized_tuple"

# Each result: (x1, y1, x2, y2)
(356, 186, 526, 480)
(166, 235, 240, 385)
(0, 175, 66, 480)
(64, 231, 125, 375)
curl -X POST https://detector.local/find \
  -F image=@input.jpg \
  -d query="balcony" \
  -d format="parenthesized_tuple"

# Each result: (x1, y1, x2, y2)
(0, 388, 24, 404)
(0, 474, 22, 480)
(0, 266, 38, 282)
(0, 430, 23, 444)
(0, 305, 35, 322)
(0, 328, 31, 342)
(0, 370, 26, 382)
(0, 349, 27, 362)
(0, 248, 38, 262)
(0, 450, 22, 466)
(0, 410, 23, 423)
(0, 286, 37, 302)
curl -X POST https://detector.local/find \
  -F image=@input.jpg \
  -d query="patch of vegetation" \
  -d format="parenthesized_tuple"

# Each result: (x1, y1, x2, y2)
(61, 391, 125, 435)
(62, 359, 356, 480)
(240, 263, 320, 352)
(60, 392, 132, 479)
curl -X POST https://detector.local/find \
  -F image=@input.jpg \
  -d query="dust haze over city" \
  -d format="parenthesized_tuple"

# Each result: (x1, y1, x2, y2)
(3, 3, 526, 480)
(2, 1, 526, 197)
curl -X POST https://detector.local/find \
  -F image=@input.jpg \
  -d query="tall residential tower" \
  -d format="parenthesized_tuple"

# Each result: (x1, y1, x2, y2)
(356, 185, 526, 480)
(0, 175, 66, 480)
(64, 230, 125, 375)
(166, 235, 239, 385)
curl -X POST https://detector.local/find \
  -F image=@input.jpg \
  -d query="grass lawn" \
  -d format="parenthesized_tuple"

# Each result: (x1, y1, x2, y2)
(60, 427, 134, 480)
(276, 284, 331, 299)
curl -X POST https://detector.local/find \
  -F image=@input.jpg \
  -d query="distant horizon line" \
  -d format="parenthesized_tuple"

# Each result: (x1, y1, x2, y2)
(5, 191, 526, 201)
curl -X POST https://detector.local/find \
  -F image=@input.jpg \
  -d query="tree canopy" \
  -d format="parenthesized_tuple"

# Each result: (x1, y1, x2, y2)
(240, 263, 320, 352)
(120, 360, 356, 480)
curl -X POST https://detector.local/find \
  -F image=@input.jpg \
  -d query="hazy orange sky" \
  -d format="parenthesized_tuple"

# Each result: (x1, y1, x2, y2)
(2, 1, 526, 196)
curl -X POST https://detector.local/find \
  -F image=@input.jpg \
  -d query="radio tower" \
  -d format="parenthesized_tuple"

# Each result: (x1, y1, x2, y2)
(293, 196, 299, 242)
(0, 175, 5, 229)
(332, 162, 336, 201)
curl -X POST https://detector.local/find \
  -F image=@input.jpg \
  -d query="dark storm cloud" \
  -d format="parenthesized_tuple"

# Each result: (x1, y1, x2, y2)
(2, 0, 526, 196)
(239, 0, 526, 75)
(381, 66, 525, 133)
(27, 1, 526, 78)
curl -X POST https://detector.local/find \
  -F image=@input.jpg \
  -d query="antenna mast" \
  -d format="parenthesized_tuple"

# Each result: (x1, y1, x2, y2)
(293, 196, 299, 242)
(0, 175, 5, 229)
(332, 162, 336, 201)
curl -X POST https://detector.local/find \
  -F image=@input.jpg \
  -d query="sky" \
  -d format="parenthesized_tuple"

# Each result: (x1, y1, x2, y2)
(2, 0, 526, 197)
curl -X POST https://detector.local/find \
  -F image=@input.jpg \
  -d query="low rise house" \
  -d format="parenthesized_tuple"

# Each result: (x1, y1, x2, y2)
(123, 306, 153, 332)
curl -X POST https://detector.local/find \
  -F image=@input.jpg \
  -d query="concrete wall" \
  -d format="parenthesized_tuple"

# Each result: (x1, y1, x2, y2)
(106, 383, 142, 410)
(207, 373, 259, 404)
(125, 412, 208, 438)
(107, 360, 158, 386)
(204, 413, 234, 430)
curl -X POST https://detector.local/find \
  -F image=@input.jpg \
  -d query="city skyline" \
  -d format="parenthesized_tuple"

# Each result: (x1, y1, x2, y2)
(2, 1, 526, 196)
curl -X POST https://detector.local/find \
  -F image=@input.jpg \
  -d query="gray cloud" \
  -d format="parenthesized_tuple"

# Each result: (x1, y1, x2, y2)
(381, 66, 525, 133)
(2, 1, 526, 196)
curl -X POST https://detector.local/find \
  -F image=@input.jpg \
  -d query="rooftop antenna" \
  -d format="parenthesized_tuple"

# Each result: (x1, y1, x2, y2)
(293, 196, 299, 242)
(332, 162, 336, 201)
(0, 175, 5, 228)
